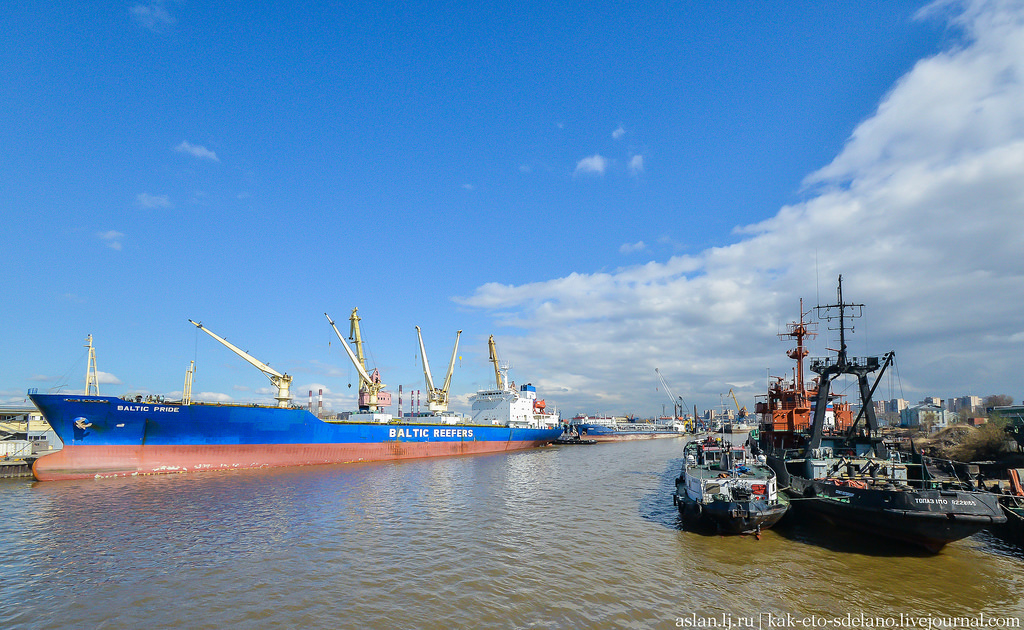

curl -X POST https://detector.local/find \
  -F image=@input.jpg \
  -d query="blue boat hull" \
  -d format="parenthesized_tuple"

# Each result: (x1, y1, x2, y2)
(573, 422, 680, 441)
(29, 394, 563, 480)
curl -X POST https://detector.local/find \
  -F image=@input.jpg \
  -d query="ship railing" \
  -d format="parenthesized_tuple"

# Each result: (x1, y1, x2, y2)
(810, 356, 881, 371)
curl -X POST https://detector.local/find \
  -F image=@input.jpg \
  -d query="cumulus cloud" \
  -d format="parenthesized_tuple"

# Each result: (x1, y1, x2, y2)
(131, 2, 175, 32)
(97, 371, 123, 385)
(620, 241, 646, 254)
(612, 126, 626, 139)
(137, 193, 172, 208)
(457, 0, 1024, 414)
(574, 154, 607, 176)
(175, 141, 220, 162)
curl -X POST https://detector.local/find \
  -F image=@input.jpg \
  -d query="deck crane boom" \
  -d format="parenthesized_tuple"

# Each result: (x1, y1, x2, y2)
(727, 388, 748, 417)
(188, 319, 293, 407)
(348, 307, 367, 379)
(487, 335, 507, 391)
(415, 326, 462, 413)
(325, 310, 387, 412)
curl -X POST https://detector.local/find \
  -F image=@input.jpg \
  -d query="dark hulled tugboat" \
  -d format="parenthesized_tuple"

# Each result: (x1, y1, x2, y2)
(673, 436, 789, 536)
(758, 276, 1004, 553)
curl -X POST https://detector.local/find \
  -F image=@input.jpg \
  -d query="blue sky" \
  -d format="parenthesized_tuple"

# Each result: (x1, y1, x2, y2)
(3, 0, 1022, 417)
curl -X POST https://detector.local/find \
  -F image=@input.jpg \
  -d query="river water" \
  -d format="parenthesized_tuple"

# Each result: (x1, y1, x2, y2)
(1, 437, 1022, 629)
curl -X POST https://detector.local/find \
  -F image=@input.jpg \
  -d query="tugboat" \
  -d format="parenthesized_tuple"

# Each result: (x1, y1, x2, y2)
(673, 436, 789, 536)
(757, 277, 1005, 553)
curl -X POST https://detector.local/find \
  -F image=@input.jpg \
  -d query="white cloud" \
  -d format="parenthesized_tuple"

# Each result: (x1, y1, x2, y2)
(620, 241, 646, 254)
(612, 126, 626, 140)
(574, 154, 607, 176)
(195, 391, 234, 403)
(175, 141, 220, 162)
(98, 230, 124, 250)
(131, 2, 175, 32)
(97, 371, 122, 385)
(629, 154, 644, 176)
(137, 193, 172, 208)
(458, 0, 1024, 414)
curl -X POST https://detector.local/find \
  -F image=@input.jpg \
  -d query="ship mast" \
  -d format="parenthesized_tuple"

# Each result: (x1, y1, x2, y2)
(806, 276, 885, 453)
(416, 326, 461, 413)
(781, 298, 816, 398)
(189, 319, 293, 407)
(183, 360, 195, 405)
(85, 334, 100, 395)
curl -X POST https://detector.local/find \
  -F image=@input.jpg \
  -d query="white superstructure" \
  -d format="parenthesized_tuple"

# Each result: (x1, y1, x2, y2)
(469, 383, 559, 429)
(468, 335, 559, 429)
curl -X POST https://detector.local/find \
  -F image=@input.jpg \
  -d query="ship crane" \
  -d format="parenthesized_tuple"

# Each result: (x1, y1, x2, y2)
(487, 335, 510, 391)
(188, 319, 293, 407)
(727, 388, 748, 418)
(325, 310, 387, 412)
(416, 326, 461, 413)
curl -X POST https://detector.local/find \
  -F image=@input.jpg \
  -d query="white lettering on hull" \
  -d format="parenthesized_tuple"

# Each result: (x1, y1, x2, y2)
(387, 428, 475, 439)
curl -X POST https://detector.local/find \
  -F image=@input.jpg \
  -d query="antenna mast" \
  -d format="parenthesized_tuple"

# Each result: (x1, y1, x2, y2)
(85, 334, 100, 395)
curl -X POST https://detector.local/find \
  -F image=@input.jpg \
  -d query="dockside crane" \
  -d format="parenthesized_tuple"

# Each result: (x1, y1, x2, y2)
(416, 326, 462, 413)
(655, 368, 689, 429)
(727, 388, 748, 418)
(325, 310, 388, 412)
(188, 319, 293, 407)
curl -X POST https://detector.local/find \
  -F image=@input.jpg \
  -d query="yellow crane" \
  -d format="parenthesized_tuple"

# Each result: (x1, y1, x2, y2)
(487, 335, 507, 390)
(189, 319, 293, 407)
(727, 388, 748, 418)
(325, 309, 388, 413)
(416, 326, 462, 413)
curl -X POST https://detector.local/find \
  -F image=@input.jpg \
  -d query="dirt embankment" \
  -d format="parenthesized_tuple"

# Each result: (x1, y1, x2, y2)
(897, 423, 1023, 467)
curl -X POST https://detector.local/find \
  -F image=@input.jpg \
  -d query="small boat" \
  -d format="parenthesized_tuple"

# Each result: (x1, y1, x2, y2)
(552, 425, 597, 445)
(552, 436, 597, 445)
(673, 436, 789, 536)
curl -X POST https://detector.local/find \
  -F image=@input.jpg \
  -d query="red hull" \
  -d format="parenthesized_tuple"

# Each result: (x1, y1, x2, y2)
(32, 440, 552, 481)
(588, 433, 682, 442)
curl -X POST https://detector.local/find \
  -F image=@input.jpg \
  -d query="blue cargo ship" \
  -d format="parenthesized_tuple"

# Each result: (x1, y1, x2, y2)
(28, 320, 562, 481)
(29, 393, 563, 481)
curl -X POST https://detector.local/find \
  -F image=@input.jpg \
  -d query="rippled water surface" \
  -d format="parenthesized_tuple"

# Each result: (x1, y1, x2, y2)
(1, 438, 1022, 629)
